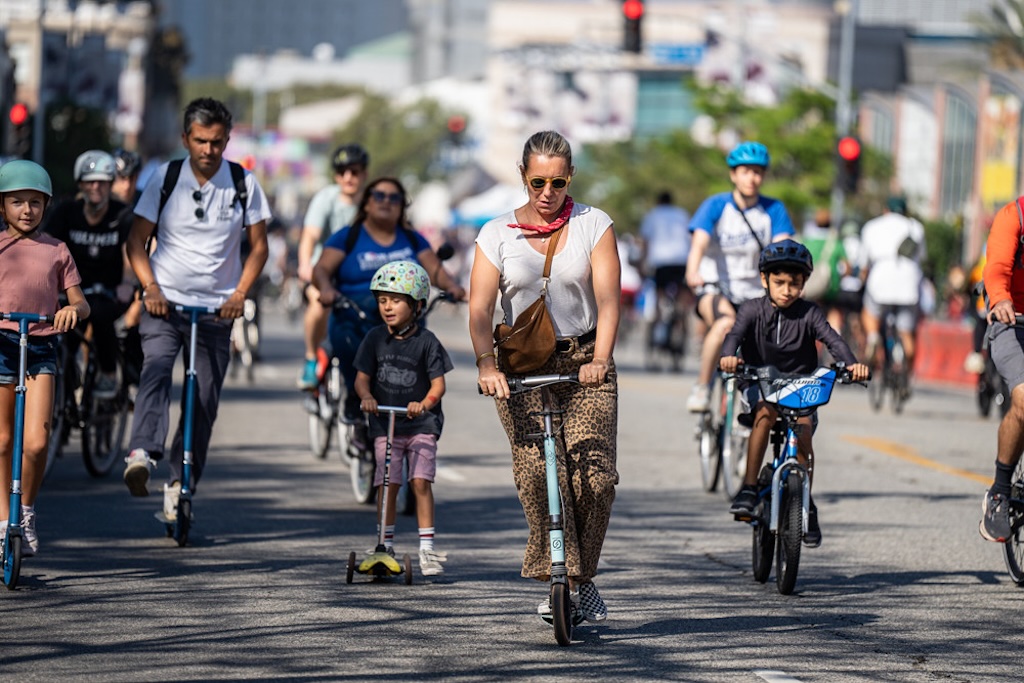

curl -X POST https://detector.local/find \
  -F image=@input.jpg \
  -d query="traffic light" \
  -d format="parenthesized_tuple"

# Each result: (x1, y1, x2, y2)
(836, 135, 861, 194)
(7, 102, 32, 158)
(446, 114, 466, 146)
(623, 0, 644, 53)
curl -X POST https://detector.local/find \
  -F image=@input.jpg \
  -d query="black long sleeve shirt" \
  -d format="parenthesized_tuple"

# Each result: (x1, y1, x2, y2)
(721, 296, 857, 374)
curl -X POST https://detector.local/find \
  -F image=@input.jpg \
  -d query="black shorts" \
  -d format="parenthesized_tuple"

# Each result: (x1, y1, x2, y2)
(653, 265, 688, 293)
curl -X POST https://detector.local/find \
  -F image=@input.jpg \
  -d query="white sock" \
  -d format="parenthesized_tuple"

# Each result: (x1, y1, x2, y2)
(419, 527, 435, 552)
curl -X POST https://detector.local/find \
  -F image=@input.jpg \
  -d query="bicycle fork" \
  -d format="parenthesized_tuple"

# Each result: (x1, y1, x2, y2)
(768, 426, 810, 536)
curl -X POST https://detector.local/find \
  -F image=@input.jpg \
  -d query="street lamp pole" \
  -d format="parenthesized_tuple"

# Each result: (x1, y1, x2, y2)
(830, 0, 858, 227)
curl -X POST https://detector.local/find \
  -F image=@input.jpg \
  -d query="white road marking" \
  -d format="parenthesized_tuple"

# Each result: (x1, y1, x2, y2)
(754, 671, 805, 683)
(435, 466, 466, 483)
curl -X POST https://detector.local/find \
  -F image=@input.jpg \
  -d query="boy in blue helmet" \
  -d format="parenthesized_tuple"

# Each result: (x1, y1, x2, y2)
(720, 239, 869, 547)
(684, 141, 796, 413)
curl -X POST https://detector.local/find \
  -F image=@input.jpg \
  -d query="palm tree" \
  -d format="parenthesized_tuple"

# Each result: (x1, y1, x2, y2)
(971, 0, 1024, 70)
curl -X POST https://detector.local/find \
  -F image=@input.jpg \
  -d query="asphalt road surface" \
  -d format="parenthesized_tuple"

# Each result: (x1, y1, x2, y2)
(2, 305, 1021, 682)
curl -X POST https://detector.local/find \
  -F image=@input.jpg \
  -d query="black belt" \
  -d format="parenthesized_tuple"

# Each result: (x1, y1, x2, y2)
(555, 328, 597, 353)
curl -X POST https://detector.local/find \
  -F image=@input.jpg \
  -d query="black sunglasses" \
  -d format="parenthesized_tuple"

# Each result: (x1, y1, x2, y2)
(192, 189, 204, 219)
(370, 190, 403, 206)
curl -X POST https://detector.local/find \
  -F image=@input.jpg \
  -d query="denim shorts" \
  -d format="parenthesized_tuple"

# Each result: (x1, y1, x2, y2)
(0, 329, 58, 384)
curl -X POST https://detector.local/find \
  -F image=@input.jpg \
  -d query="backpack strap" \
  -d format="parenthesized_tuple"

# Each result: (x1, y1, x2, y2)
(228, 161, 250, 229)
(155, 158, 184, 229)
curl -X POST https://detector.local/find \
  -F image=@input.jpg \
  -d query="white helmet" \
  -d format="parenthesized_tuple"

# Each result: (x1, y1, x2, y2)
(74, 150, 116, 182)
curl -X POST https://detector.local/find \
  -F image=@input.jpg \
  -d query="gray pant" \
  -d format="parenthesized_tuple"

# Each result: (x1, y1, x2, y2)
(129, 309, 232, 489)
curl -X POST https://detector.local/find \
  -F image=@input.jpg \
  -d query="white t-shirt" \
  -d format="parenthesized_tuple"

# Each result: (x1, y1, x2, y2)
(475, 202, 612, 338)
(859, 212, 925, 306)
(136, 160, 273, 308)
(640, 204, 691, 268)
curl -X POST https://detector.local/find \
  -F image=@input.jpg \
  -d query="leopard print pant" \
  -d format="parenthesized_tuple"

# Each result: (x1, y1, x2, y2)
(495, 342, 618, 583)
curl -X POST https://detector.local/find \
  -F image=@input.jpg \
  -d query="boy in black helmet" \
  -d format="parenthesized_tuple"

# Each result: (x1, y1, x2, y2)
(720, 239, 869, 546)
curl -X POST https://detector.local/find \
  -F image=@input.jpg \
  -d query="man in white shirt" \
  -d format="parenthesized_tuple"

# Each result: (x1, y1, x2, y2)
(639, 191, 692, 371)
(122, 97, 271, 519)
(859, 195, 926, 390)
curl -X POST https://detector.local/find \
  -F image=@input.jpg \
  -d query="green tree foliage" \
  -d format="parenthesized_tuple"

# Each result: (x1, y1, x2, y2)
(970, 0, 1024, 70)
(44, 99, 113, 199)
(329, 94, 464, 186)
(572, 81, 892, 235)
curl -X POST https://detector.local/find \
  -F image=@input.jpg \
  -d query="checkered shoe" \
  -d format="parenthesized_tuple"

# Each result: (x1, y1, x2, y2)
(577, 582, 607, 622)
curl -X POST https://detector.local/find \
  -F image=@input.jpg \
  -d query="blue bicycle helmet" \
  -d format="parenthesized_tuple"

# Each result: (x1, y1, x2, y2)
(759, 239, 813, 276)
(727, 141, 770, 169)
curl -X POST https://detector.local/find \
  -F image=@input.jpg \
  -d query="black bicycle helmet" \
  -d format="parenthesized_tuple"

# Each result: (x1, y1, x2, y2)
(331, 143, 369, 171)
(113, 149, 142, 178)
(759, 239, 813, 276)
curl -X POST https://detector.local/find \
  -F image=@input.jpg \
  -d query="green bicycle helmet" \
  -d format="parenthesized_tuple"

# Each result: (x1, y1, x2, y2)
(370, 260, 430, 304)
(0, 159, 53, 197)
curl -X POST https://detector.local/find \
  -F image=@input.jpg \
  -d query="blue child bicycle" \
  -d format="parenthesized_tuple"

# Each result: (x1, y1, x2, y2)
(155, 305, 219, 547)
(1, 312, 50, 589)
(732, 363, 866, 595)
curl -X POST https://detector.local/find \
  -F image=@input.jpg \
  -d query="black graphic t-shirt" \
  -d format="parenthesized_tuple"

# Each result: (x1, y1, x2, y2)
(353, 324, 453, 439)
(44, 198, 130, 290)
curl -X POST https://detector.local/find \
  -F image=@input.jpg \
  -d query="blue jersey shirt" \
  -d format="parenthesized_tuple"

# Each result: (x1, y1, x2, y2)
(324, 224, 431, 300)
(690, 192, 794, 303)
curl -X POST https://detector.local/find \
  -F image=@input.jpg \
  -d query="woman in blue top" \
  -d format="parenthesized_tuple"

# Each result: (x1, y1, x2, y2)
(312, 177, 465, 423)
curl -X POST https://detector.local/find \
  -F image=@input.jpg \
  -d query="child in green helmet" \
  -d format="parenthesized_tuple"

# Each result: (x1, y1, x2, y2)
(353, 260, 453, 577)
(0, 160, 91, 557)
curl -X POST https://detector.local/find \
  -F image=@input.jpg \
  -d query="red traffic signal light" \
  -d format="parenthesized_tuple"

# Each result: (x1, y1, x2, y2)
(446, 115, 466, 134)
(9, 102, 28, 126)
(837, 136, 861, 161)
(623, 0, 644, 20)
(623, 1, 644, 53)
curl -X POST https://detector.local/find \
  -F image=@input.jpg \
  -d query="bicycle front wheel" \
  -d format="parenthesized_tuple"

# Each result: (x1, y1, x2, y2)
(720, 386, 748, 500)
(868, 364, 886, 412)
(81, 393, 131, 477)
(350, 446, 376, 505)
(697, 380, 725, 493)
(307, 395, 333, 460)
(1003, 459, 1024, 585)
(752, 493, 773, 583)
(776, 477, 803, 595)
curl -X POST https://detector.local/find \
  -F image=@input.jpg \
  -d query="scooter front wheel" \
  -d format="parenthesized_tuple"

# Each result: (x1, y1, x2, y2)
(551, 583, 573, 646)
(346, 551, 356, 584)
(3, 534, 22, 590)
(403, 554, 413, 586)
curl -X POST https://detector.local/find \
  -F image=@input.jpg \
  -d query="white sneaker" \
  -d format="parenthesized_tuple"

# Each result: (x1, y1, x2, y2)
(964, 351, 985, 375)
(687, 384, 711, 413)
(124, 449, 154, 497)
(538, 592, 584, 625)
(419, 548, 445, 576)
(21, 506, 37, 557)
(163, 481, 181, 522)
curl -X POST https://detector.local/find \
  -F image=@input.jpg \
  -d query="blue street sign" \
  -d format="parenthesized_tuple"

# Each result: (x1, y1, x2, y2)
(650, 43, 705, 66)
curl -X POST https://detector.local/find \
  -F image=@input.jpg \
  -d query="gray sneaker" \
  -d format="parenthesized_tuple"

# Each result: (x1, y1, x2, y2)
(980, 488, 1012, 543)
(538, 592, 585, 626)
(419, 548, 445, 577)
(123, 449, 154, 497)
(21, 506, 37, 557)
(163, 481, 181, 522)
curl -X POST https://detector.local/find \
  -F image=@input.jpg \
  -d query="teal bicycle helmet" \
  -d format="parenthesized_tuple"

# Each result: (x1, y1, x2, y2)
(727, 141, 770, 169)
(0, 159, 53, 197)
(370, 260, 431, 305)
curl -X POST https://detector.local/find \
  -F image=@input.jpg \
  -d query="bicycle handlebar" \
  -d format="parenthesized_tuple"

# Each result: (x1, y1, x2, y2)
(727, 363, 870, 385)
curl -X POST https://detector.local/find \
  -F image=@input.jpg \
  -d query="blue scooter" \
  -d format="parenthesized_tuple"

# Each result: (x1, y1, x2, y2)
(1, 312, 50, 589)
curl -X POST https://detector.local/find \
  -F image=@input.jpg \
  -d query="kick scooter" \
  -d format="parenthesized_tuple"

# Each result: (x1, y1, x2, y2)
(155, 305, 219, 547)
(346, 405, 413, 585)
(1, 312, 50, 590)
(483, 372, 585, 646)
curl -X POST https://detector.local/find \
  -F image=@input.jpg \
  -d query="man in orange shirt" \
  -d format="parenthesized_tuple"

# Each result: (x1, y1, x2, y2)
(980, 198, 1024, 542)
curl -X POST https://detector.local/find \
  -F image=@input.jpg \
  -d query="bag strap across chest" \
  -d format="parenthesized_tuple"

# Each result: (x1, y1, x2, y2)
(538, 226, 563, 296)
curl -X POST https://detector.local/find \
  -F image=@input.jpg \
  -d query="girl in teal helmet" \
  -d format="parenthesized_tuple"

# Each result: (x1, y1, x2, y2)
(0, 159, 90, 558)
(353, 259, 454, 577)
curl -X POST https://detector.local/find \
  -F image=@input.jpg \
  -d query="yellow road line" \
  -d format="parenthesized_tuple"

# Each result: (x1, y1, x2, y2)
(843, 435, 991, 485)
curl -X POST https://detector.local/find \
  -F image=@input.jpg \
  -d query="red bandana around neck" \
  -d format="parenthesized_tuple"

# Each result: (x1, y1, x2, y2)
(507, 196, 574, 235)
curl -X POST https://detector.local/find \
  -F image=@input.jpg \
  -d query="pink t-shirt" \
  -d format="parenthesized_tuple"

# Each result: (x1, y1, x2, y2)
(0, 230, 81, 336)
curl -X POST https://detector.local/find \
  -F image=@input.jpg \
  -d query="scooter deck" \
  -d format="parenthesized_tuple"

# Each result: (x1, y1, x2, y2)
(358, 551, 403, 575)
(153, 511, 194, 524)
